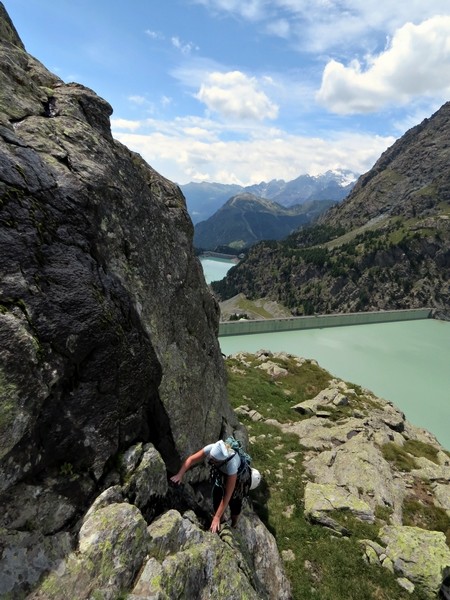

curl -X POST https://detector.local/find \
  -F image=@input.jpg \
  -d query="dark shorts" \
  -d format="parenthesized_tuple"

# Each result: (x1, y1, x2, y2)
(213, 484, 243, 517)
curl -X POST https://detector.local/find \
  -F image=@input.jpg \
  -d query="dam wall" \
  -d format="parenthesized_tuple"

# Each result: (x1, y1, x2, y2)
(218, 308, 433, 337)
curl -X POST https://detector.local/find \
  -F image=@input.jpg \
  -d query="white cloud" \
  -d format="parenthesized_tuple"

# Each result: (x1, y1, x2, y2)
(195, 0, 450, 54)
(113, 117, 394, 185)
(196, 71, 279, 120)
(110, 118, 142, 131)
(317, 16, 450, 114)
(145, 29, 163, 39)
(265, 18, 291, 38)
(182, 126, 216, 139)
(128, 95, 147, 105)
(171, 36, 199, 55)
(194, 0, 267, 21)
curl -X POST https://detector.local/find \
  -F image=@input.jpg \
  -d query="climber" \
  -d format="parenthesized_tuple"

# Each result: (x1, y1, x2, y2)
(170, 439, 242, 533)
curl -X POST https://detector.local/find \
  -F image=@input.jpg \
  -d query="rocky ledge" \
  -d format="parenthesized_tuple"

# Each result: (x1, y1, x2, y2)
(234, 350, 450, 599)
(0, 439, 291, 599)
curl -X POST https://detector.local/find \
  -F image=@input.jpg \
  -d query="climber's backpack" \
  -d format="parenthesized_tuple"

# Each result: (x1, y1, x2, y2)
(210, 436, 252, 499)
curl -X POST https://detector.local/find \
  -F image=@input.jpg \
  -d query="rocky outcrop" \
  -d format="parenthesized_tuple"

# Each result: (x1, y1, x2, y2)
(130, 508, 290, 600)
(374, 526, 450, 598)
(304, 482, 375, 525)
(28, 502, 151, 600)
(232, 350, 450, 599)
(0, 5, 292, 598)
(359, 533, 450, 597)
(1, 1, 232, 503)
(5, 483, 291, 600)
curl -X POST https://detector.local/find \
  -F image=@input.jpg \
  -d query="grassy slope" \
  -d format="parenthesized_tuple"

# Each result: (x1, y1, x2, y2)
(226, 353, 435, 600)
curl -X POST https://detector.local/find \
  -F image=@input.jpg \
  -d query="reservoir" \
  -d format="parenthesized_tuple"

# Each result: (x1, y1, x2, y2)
(199, 257, 450, 450)
(219, 319, 450, 450)
(200, 256, 236, 284)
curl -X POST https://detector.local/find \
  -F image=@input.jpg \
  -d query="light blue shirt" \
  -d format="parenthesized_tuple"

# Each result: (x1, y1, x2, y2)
(203, 444, 241, 475)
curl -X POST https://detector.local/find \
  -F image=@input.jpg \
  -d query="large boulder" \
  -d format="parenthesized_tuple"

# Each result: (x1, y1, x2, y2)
(130, 508, 291, 600)
(120, 442, 168, 513)
(379, 525, 450, 599)
(0, 1, 237, 502)
(236, 509, 292, 600)
(304, 434, 406, 520)
(28, 502, 151, 600)
(304, 482, 375, 524)
(0, 3, 246, 596)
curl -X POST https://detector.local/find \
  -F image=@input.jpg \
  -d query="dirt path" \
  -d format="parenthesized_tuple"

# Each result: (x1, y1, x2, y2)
(219, 293, 292, 321)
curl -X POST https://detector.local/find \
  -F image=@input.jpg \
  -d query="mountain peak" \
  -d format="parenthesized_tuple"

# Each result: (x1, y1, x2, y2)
(183, 170, 357, 223)
(212, 100, 450, 319)
(0, 2, 25, 49)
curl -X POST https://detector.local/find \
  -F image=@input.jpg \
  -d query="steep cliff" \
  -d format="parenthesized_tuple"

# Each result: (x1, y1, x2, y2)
(0, 5, 293, 598)
(0, 1, 235, 490)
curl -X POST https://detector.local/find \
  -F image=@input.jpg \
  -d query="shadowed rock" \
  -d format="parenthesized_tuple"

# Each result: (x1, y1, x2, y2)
(0, 3, 254, 596)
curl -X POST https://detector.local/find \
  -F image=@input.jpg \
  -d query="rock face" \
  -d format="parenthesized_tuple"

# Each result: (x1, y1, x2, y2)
(130, 508, 291, 600)
(0, 6, 293, 599)
(0, 2, 234, 493)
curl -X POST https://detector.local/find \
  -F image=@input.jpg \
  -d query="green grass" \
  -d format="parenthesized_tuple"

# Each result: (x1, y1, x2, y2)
(403, 498, 450, 545)
(227, 353, 331, 423)
(381, 442, 418, 472)
(402, 439, 440, 464)
(235, 297, 275, 319)
(381, 439, 442, 472)
(227, 356, 429, 600)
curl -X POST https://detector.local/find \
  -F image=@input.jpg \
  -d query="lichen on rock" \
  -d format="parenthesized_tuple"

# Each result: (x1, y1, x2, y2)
(379, 525, 450, 598)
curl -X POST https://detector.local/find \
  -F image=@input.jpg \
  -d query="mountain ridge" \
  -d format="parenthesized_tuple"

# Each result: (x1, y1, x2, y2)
(212, 102, 450, 320)
(194, 192, 335, 250)
(182, 168, 357, 224)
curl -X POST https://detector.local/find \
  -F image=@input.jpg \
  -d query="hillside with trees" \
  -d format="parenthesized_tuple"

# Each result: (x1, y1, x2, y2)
(212, 102, 450, 320)
(194, 193, 334, 250)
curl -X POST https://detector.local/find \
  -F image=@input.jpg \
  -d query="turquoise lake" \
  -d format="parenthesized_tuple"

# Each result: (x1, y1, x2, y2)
(219, 319, 450, 450)
(200, 257, 236, 283)
(200, 257, 450, 450)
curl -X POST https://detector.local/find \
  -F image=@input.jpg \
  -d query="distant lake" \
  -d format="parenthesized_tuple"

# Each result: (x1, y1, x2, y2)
(219, 319, 450, 450)
(200, 257, 235, 283)
(198, 257, 450, 449)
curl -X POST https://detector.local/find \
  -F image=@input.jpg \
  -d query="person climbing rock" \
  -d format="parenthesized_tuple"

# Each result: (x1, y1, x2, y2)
(170, 439, 244, 533)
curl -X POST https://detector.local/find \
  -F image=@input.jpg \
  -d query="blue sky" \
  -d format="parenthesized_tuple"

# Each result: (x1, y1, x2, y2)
(5, 0, 450, 185)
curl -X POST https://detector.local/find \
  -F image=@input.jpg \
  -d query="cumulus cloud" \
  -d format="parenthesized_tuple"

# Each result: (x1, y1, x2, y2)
(196, 71, 279, 120)
(317, 16, 450, 113)
(110, 118, 142, 131)
(112, 117, 394, 185)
